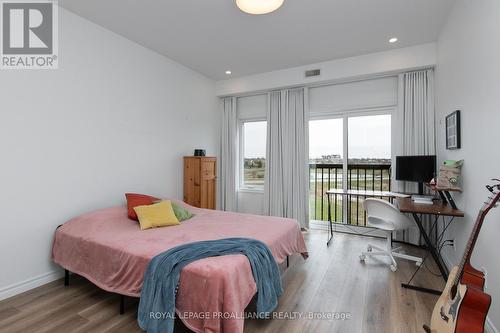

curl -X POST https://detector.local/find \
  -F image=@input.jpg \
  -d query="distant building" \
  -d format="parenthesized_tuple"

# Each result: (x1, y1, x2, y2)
(310, 156, 391, 165)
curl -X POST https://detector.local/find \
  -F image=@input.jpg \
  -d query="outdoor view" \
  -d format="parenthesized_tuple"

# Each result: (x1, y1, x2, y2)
(242, 121, 267, 189)
(309, 114, 392, 226)
(242, 114, 392, 227)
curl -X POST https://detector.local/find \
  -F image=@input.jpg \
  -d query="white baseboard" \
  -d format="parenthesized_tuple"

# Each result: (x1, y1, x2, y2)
(0, 270, 63, 302)
(486, 317, 499, 333)
(440, 251, 454, 270)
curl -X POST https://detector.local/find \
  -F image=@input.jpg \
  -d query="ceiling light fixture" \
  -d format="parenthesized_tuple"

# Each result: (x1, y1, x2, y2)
(389, 37, 398, 43)
(225, 70, 232, 75)
(236, 0, 284, 15)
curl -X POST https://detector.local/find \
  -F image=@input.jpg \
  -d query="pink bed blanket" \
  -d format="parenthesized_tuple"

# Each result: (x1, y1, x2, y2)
(51, 201, 308, 333)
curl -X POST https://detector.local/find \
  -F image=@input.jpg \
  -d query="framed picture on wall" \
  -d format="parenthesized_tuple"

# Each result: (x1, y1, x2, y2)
(446, 110, 461, 149)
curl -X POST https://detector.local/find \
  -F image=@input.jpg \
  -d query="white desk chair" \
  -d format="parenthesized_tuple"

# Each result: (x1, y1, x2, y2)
(359, 198, 422, 272)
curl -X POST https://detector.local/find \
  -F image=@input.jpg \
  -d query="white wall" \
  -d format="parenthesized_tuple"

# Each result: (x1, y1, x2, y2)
(0, 8, 218, 300)
(237, 191, 265, 215)
(436, 0, 500, 331)
(216, 43, 436, 97)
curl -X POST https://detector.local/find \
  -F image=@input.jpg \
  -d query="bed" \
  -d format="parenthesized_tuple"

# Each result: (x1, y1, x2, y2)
(51, 200, 308, 333)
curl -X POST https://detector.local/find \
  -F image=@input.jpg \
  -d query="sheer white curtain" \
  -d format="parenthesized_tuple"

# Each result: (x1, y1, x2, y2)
(218, 97, 238, 211)
(396, 69, 436, 244)
(264, 88, 309, 229)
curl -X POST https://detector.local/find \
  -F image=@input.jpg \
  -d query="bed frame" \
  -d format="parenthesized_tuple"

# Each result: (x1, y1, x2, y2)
(58, 220, 290, 315)
(64, 268, 129, 314)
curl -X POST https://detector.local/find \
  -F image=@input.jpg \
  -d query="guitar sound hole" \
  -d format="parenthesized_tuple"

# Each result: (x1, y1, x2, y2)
(450, 285, 457, 300)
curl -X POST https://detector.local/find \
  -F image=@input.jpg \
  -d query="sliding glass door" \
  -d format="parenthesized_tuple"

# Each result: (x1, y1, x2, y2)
(309, 112, 392, 227)
(309, 118, 343, 222)
(346, 114, 392, 226)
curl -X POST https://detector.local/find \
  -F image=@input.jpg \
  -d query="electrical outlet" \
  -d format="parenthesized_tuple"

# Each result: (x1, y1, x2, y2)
(481, 267, 488, 289)
(448, 239, 456, 252)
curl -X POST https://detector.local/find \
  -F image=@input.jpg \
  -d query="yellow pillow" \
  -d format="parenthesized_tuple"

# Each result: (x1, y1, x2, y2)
(133, 200, 180, 230)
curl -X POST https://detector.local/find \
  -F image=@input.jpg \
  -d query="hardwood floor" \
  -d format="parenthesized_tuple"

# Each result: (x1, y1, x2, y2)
(0, 230, 444, 333)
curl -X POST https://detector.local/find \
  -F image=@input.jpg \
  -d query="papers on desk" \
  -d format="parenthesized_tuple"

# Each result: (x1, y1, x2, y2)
(392, 192, 411, 198)
(411, 195, 434, 205)
(412, 200, 434, 205)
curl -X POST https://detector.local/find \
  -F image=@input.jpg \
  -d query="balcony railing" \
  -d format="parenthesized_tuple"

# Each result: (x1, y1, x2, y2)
(309, 163, 392, 227)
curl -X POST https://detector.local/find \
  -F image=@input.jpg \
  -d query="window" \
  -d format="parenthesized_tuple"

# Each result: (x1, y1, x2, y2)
(347, 114, 392, 165)
(309, 112, 392, 226)
(309, 118, 344, 164)
(309, 118, 344, 221)
(240, 120, 267, 190)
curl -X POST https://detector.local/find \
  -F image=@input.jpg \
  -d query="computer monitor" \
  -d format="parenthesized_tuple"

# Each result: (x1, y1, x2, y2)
(396, 155, 436, 194)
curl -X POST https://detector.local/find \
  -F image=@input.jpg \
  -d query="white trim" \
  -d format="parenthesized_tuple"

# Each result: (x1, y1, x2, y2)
(440, 251, 454, 271)
(237, 188, 264, 194)
(342, 116, 349, 219)
(0, 269, 63, 301)
(309, 104, 397, 119)
(237, 115, 267, 122)
(486, 317, 499, 333)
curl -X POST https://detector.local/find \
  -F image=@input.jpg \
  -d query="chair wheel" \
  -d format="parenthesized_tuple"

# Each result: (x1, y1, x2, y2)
(367, 246, 372, 252)
(359, 255, 366, 261)
(390, 264, 397, 272)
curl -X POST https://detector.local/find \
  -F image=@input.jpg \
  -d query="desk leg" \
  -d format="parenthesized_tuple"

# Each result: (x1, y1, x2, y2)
(401, 284, 442, 296)
(411, 213, 448, 280)
(401, 213, 448, 295)
(443, 191, 458, 210)
(120, 295, 125, 315)
(64, 269, 69, 286)
(327, 194, 333, 246)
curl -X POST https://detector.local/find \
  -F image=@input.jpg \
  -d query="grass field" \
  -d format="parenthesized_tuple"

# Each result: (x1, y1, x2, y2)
(243, 167, 265, 186)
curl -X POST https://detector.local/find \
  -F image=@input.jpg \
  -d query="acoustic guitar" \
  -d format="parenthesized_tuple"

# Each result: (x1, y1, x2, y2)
(424, 180, 500, 333)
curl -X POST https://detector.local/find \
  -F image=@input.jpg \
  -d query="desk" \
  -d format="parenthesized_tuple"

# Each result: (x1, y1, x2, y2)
(325, 189, 409, 245)
(396, 198, 464, 295)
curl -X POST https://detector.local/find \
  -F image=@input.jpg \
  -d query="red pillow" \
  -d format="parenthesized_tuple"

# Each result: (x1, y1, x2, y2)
(125, 193, 160, 221)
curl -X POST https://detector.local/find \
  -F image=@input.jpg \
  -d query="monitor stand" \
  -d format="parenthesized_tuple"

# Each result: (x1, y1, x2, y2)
(418, 182, 424, 195)
(411, 182, 434, 204)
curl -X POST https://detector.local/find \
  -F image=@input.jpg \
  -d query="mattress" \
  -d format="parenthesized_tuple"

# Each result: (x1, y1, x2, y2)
(51, 200, 308, 333)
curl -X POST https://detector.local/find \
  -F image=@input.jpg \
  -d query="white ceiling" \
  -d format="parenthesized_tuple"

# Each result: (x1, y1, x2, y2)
(60, 0, 455, 80)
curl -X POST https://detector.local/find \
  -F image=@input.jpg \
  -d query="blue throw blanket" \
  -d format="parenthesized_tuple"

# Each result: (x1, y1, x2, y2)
(138, 238, 283, 333)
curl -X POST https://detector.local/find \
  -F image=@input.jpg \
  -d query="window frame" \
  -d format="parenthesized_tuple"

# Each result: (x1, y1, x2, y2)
(238, 118, 267, 192)
(308, 107, 394, 224)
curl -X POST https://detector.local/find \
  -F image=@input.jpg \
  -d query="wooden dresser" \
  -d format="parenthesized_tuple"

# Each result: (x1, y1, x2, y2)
(183, 156, 216, 209)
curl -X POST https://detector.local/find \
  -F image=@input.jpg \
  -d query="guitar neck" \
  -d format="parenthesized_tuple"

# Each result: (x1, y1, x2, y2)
(454, 212, 484, 285)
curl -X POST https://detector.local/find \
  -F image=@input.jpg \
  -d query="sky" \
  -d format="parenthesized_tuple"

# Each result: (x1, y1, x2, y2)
(243, 115, 391, 159)
(243, 121, 267, 158)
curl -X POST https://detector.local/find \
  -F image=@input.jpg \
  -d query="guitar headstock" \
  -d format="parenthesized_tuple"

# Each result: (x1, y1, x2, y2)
(484, 179, 500, 211)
